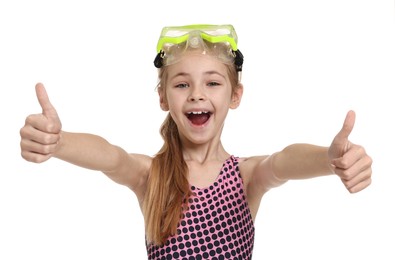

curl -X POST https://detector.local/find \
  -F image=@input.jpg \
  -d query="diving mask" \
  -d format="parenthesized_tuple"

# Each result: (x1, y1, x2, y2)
(153, 24, 244, 71)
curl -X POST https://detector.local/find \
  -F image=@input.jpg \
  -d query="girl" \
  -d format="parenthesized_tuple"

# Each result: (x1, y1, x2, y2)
(20, 24, 372, 260)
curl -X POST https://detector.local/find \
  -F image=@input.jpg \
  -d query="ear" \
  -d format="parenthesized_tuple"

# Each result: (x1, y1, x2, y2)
(230, 83, 243, 109)
(158, 86, 169, 111)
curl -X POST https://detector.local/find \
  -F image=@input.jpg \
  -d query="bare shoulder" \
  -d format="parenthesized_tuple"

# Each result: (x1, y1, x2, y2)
(238, 155, 286, 195)
(114, 153, 152, 201)
(126, 152, 152, 189)
(238, 156, 269, 188)
(128, 153, 153, 173)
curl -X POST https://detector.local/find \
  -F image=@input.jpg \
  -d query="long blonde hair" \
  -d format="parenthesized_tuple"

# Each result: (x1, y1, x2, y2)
(143, 55, 241, 246)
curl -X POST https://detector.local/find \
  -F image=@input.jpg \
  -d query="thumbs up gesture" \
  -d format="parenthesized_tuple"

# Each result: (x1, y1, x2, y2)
(328, 110, 373, 193)
(20, 83, 62, 163)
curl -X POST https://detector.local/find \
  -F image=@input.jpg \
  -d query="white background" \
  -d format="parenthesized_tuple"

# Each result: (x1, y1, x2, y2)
(1, 0, 394, 259)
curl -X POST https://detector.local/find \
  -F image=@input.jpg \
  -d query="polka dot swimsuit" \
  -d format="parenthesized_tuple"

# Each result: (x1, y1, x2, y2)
(146, 156, 255, 260)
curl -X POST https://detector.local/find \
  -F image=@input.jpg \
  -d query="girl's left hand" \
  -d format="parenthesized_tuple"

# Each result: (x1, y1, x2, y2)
(328, 110, 373, 193)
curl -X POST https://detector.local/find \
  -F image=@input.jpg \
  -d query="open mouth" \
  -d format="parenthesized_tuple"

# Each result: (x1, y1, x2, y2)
(186, 111, 212, 125)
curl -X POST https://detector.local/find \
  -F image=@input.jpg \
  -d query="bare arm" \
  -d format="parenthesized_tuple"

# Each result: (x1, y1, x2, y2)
(251, 111, 372, 195)
(20, 83, 150, 191)
(54, 132, 150, 190)
(271, 144, 333, 180)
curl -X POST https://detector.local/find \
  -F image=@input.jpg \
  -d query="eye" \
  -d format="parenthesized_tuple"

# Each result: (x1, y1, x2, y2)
(175, 83, 189, 89)
(207, 81, 220, 87)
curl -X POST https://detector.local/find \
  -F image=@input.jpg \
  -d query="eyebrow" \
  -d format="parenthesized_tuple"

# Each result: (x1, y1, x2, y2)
(170, 70, 226, 81)
(205, 70, 226, 79)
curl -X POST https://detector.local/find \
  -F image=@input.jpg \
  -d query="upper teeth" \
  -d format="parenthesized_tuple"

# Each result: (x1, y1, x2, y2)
(188, 111, 208, 115)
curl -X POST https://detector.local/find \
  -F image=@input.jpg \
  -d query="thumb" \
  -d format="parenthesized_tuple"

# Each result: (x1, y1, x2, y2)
(329, 110, 356, 161)
(35, 82, 59, 119)
(334, 110, 356, 143)
(34, 82, 62, 133)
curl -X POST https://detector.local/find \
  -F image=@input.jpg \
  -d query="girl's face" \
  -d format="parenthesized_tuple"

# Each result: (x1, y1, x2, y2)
(159, 52, 243, 145)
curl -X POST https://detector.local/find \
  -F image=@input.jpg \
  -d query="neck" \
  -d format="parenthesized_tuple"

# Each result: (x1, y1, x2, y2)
(181, 141, 230, 165)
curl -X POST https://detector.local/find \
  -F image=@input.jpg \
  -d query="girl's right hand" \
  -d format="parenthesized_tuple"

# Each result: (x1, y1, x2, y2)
(20, 83, 62, 163)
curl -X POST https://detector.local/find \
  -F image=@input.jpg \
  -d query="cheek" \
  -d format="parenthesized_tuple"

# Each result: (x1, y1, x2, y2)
(166, 90, 184, 106)
(163, 94, 179, 112)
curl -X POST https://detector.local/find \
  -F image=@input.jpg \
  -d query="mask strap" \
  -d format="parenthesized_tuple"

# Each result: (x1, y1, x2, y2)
(154, 49, 244, 71)
(233, 49, 244, 72)
(154, 51, 165, 68)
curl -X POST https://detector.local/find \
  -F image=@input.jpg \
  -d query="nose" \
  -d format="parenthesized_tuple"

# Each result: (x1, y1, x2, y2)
(188, 85, 206, 102)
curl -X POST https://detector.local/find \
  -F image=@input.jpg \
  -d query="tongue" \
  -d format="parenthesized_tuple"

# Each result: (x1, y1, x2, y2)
(189, 114, 210, 125)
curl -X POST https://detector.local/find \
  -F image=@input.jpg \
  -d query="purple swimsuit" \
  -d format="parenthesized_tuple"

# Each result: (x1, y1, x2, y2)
(146, 156, 255, 259)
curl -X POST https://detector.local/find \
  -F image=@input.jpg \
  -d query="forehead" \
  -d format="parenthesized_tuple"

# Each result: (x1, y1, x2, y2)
(166, 52, 229, 78)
